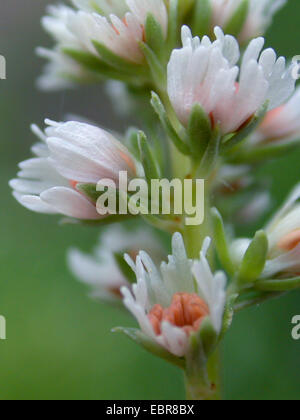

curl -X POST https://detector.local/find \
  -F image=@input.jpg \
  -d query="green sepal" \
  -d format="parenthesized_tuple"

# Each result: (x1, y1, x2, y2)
(125, 128, 140, 160)
(255, 277, 300, 292)
(138, 131, 161, 182)
(211, 207, 235, 276)
(113, 252, 137, 284)
(188, 328, 207, 369)
(113, 327, 185, 369)
(224, 0, 249, 37)
(76, 183, 100, 203)
(198, 318, 218, 357)
(238, 230, 268, 284)
(219, 294, 238, 339)
(145, 13, 165, 61)
(193, 0, 212, 37)
(198, 126, 221, 177)
(193, 0, 212, 38)
(139, 42, 165, 89)
(150, 92, 191, 155)
(187, 104, 212, 158)
(63, 48, 135, 83)
(63, 48, 107, 73)
(93, 41, 147, 77)
(221, 101, 268, 154)
(167, 0, 179, 53)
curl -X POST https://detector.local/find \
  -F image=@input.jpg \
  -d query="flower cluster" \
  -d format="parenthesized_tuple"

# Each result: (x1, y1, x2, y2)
(37, 0, 168, 89)
(9, 0, 300, 400)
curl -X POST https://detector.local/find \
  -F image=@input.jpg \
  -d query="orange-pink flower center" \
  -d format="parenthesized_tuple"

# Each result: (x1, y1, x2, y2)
(148, 293, 209, 336)
(278, 229, 300, 251)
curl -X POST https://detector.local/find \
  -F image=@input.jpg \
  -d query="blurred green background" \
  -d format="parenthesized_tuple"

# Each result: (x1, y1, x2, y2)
(1, 0, 300, 400)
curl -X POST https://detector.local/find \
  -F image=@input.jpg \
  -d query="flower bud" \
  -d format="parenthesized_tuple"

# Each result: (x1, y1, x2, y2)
(167, 25, 295, 136)
(10, 120, 138, 220)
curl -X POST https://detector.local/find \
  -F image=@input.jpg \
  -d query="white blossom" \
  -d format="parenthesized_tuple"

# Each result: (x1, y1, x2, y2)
(38, 0, 168, 85)
(262, 184, 300, 278)
(211, 0, 287, 43)
(250, 87, 300, 144)
(122, 233, 227, 357)
(167, 26, 295, 135)
(10, 120, 138, 219)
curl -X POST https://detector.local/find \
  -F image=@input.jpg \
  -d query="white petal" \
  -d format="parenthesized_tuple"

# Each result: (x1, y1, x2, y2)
(40, 187, 100, 219)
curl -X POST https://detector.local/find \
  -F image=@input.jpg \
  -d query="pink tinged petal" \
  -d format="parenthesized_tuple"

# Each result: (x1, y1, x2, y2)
(263, 243, 300, 278)
(157, 321, 188, 357)
(267, 183, 300, 231)
(214, 27, 240, 66)
(40, 187, 100, 219)
(126, 0, 168, 35)
(46, 121, 135, 184)
(121, 286, 156, 339)
(12, 192, 58, 214)
(9, 179, 55, 195)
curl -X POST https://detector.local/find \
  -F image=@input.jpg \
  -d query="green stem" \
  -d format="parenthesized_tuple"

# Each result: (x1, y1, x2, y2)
(184, 349, 222, 400)
(183, 190, 222, 399)
(183, 187, 213, 259)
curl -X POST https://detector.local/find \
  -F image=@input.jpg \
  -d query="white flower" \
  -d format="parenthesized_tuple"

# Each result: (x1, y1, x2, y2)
(262, 184, 300, 278)
(167, 26, 295, 135)
(122, 233, 227, 357)
(250, 87, 300, 144)
(36, 47, 91, 91)
(39, 1, 168, 69)
(71, 0, 128, 16)
(10, 120, 138, 219)
(211, 0, 287, 43)
(68, 225, 165, 300)
(231, 184, 300, 278)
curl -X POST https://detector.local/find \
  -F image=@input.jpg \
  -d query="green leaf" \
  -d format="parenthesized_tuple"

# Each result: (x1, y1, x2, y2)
(221, 101, 268, 154)
(193, 0, 212, 37)
(150, 92, 191, 155)
(145, 13, 165, 61)
(113, 252, 137, 284)
(255, 277, 300, 292)
(93, 41, 147, 77)
(138, 131, 161, 182)
(224, 0, 249, 37)
(238, 230, 269, 284)
(187, 104, 212, 158)
(211, 207, 235, 276)
(139, 42, 165, 89)
(113, 327, 185, 369)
